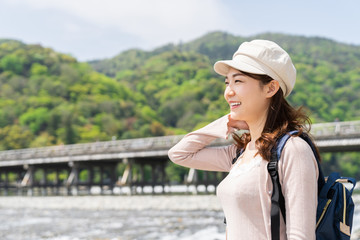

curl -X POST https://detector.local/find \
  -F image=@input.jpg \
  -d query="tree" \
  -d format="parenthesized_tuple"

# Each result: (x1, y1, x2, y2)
(0, 125, 33, 150)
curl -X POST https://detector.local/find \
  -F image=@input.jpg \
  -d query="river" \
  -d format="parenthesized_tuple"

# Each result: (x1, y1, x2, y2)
(0, 208, 226, 240)
(0, 194, 358, 240)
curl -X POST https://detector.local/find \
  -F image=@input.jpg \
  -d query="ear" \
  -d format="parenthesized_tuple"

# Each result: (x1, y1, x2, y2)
(265, 80, 280, 98)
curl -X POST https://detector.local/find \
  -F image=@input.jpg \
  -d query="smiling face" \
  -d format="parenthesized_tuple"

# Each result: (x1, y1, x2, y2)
(224, 67, 277, 122)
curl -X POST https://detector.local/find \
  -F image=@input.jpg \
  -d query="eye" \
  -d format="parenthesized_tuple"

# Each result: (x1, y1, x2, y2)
(224, 81, 229, 85)
(235, 80, 243, 83)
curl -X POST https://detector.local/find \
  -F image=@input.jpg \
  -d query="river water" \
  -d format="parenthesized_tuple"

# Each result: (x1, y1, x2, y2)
(0, 195, 359, 240)
(0, 208, 226, 240)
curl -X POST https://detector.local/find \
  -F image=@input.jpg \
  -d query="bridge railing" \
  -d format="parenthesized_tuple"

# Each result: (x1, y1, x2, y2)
(310, 120, 360, 139)
(0, 120, 359, 161)
(0, 135, 186, 161)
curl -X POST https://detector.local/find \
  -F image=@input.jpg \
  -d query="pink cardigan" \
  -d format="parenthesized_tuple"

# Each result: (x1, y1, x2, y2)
(168, 113, 319, 240)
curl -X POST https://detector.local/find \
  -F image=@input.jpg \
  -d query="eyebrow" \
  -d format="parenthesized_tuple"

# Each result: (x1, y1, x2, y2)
(224, 72, 245, 80)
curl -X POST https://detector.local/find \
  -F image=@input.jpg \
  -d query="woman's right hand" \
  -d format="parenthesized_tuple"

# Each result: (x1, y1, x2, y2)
(227, 113, 249, 133)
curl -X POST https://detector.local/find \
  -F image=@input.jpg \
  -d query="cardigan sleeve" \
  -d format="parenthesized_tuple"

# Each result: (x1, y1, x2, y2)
(167, 113, 238, 172)
(278, 136, 319, 240)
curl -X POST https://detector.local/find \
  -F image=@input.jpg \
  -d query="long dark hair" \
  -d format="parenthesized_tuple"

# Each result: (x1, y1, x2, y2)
(232, 70, 322, 163)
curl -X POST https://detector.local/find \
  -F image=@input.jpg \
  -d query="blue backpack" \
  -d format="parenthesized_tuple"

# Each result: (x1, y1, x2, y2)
(224, 130, 356, 240)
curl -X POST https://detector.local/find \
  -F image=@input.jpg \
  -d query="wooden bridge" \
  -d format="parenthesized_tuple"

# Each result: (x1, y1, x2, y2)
(0, 120, 359, 196)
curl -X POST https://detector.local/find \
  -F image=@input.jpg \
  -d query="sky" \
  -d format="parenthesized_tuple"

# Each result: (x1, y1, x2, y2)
(0, 0, 359, 61)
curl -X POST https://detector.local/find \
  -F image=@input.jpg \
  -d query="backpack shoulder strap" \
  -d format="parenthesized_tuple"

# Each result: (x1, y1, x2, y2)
(268, 131, 292, 240)
(232, 147, 244, 164)
(268, 130, 325, 240)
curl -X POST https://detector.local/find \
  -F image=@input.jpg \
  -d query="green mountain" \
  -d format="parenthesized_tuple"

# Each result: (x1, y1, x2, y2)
(90, 31, 360, 126)
(1, 31, 360, 179)
(0, 40, 169, 150)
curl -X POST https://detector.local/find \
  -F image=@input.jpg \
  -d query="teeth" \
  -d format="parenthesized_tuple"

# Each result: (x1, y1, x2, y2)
(230, 102, 241, 107)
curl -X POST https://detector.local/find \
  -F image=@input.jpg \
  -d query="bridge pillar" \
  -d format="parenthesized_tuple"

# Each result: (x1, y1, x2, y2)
(16, 170, 23, 196)
(139, 164, 144, 194)
(151, 163, 156, 194)
(42, 167, 48, 196)
(73, 164, 79, 195)
(22, 165, 34, 196)
(55, 168, 60, 195)
(110, 163, 117, 195)
(123, 159, 135, 195)
(129, 159, 135, 195)
(186, 168, 198, 194)
(88, 166, 94, 195)
(120, 158, 131, 195)
(203, 171, 208, 194)
(3, 171, 9, 196)
(0, 171, 4, 195)
(160, 162, 166, 193)
(100, 166, 104, 195)
(67, 162, 79, 196)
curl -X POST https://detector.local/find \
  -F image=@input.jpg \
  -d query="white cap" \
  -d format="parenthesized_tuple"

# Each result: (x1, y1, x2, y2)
(214, 40, 296, 97)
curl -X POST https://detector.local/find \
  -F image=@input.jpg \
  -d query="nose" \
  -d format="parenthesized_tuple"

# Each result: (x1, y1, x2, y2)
(226, 88, 235, 98)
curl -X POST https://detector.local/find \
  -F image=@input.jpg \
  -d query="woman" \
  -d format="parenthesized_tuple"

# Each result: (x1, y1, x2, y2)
(168, 40, 320, 240)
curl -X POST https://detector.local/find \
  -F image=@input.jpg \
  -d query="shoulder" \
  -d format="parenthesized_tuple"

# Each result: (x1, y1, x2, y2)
(279, 135, 318, 173)
(283, 135, 313, 154)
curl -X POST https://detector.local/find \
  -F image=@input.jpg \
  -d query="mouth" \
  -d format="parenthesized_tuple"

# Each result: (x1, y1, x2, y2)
(229, 102, 241, 110)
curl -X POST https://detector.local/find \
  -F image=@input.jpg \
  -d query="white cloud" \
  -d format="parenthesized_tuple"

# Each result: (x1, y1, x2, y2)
(2, 0, 360, 61)
(5, 0, 231, 46)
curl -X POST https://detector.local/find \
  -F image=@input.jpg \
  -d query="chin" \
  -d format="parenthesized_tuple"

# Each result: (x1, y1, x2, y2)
(230, 111, 246, 121)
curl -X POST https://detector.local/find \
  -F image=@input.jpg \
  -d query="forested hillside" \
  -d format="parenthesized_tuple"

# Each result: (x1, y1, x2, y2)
(0, 40, 169, 150)
(91, 31, 360, 125)
(1, 31, 360, 179)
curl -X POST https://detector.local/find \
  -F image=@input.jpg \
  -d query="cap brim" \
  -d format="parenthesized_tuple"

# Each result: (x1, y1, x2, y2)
(214, 59, 267, 77)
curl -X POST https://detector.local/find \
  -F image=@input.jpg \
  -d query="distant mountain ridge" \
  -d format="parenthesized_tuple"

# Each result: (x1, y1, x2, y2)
(90, 31, 360, 73)
(89, 31, 360, 125)
(1, 31, 360, 179)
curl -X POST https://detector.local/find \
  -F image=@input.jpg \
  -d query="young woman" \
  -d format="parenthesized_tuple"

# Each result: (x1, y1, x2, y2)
(168, 40, 320, 240)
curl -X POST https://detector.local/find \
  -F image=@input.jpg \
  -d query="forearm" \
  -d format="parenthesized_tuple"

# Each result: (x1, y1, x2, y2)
(168, 113, 236, 172)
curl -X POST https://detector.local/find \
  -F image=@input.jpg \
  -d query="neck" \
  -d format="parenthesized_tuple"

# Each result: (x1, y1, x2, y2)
(246, 112, 268, 151)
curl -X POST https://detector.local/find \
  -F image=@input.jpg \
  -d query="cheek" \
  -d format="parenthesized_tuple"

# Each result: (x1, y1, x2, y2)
(236, 85, 265, 110)
(232, 85, 252, 100)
